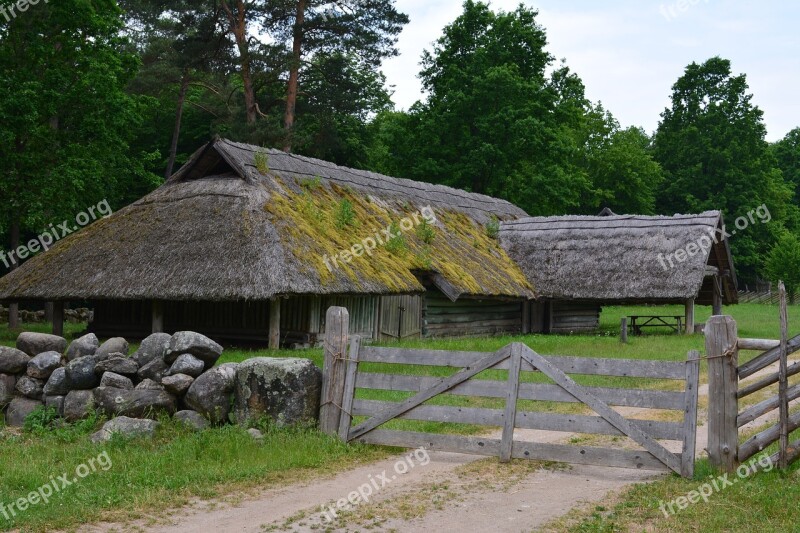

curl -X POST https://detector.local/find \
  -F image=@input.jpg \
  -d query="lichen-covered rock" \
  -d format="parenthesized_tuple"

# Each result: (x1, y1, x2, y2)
(93, 387, 177, 419)
(135, 379, 165, 391)
(16, 332, 67, 357)
(165, 332, 223, 367)
(65, 355, 104, 390)
(66, 333, 99, 361)
(0, 374, 16, 408)
(162, 374, 194, 396)
(185, 363, 239, 424)
(100, 372, 134, 390)
(45, 395, 66, 417)
(15, 375, 45, 400)
(247, 428, 265, 442)
(233, 358, 321, 426)
(63, 390, 95, 421)
(174, 410, 209, 431)
(167, 354, 205, 378)
(95, 337, 129, 359)
(95, 357, 138, 377)
(90, 417, 159, 443)
(133, 333, 171, 367)
(27, 351, 62, 380)
(0, 346, 31, 374)
(5, 397, 42, 427)
(43, 367, 69, 396)
(137, 357, 169, 383)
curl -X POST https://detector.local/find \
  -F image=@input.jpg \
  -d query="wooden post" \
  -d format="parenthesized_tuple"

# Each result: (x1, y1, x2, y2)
(269, 298, 281, 350)
(620, 317, 628, 344)
(152, 300, 164, 333)
(500, 343, 523, 462)
(338, 335, 362, 441)
(712, 276, 723, 316)
(685, 298, 695, 335)
(779, 281, 789, 469)
(706, 315, 739, 472)
(52, 301, 64, 337)
(521, 301, 531, 334)
(681, 350, 701, 478)
(319, 306, 350, 435)
(44, 302, 54, 323)
(8, 302, 18, 329)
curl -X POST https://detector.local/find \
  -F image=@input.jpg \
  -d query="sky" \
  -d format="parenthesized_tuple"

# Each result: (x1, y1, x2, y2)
(381, 0, 800, 142)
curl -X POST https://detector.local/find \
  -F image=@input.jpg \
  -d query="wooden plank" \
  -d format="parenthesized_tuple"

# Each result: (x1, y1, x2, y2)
(500, 343, 523, 462)
(737, 383, 800, 427)
(269, 298, 281, 350)
(738, 333, 800, 379)
(521, 347, 682, 474)
(348, 346, 512, 441)
(358, 347, 686, 379)
(682, 350, 701, 478)
(738, 410, 800, 463)
(738, 360, 800, 399)
(338, 335, 361, 441)
(706, 315, 739, 472)
(319, 307, 349, 435)
(738, 338, 781, 351)
(355, 373, 686, 410)
(779, 281, 789, 469)
(355, 430, 673, 472)
(352, 400, 683, 440)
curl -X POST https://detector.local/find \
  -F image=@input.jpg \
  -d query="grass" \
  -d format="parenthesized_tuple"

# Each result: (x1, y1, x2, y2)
(0, 302, 796, 532)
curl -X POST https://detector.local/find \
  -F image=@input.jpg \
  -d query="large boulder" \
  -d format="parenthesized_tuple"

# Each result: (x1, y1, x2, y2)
(165, 332, 223, 367)
(5, 397, 42, 427)
(63, 390, 95, 421)
(0, 374, 16, 408)
(185, 363, 239, 424)
(233, 358, 321, 426)
(65, 355, 104, 390)
(135, 379, 165, 391)
(90, 417, 159, 443)
(93, 387, 177, 419)
(16, 332, 67, 357)
(100, 372, 134, 390)
(0, 346, 31, 374)
(95, 337, 129, 359)
(137, 358, 169, 383)
(174, 410, 209, 431)
(167, 354, 205, 378)
(95, 357, 138, 377)
(133, 333, 171, 367)
(65, 333, 99, 361)
(15, 375, 45, 400)
(43, 367, 69, 396)
(162, 374, 194, 396)
(45, 395, 66, 417)
(27, 351, 62, 380)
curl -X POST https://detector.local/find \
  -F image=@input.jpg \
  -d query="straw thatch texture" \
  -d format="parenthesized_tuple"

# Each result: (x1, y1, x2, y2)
(0, 138, 533, 301)
(500, 212, 737, 304)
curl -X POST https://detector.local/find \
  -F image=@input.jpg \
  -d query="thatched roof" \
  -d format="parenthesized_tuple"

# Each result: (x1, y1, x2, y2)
(500, 212, 738, 305)
(0, 138, 533, 302)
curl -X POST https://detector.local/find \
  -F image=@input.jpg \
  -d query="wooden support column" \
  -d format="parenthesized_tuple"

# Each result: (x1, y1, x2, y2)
(320, 306, 350, 435)
(44, 302, 54, 323)
(8, 302, 19, 329)
(152, 300, 164, 333)
(620, 317, 628, 344)
(706, 315, 739, 472)
(269, 298, 281, 350)
(52, 301, 64, 337)
(685, 298, 695, 334)
(521, 300, 531, 334)
(712, 276, 723, 316)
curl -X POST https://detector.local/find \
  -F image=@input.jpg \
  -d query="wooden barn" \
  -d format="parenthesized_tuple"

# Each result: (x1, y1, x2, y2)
(499, 212, 738, 334)
(0, 138, 534, 347)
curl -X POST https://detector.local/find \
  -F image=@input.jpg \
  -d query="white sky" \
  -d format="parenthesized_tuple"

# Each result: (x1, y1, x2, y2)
(382, 0, 800, 142)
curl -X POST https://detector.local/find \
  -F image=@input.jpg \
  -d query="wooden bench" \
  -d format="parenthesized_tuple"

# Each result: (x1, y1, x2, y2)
(628, 315, 684, 335)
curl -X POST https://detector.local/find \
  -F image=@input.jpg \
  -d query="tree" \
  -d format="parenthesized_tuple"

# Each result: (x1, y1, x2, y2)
(653, 57, 792, 279)
(765, 232, 800, 300)
(773, 128, 800, 199)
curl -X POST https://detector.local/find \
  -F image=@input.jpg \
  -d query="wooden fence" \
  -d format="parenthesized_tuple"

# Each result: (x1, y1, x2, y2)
(707, 282, 800, 472)
(320, 306, 700, 478)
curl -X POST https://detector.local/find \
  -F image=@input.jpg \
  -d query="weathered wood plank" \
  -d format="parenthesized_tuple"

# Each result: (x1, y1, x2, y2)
(319, 307, 349, 435)
(352, 400, 683, 440)
(338, 335, 361, 441)
(354, 373, 686, 410)
(520, 347, 682, 474)
(738, 360, 800, 399)
(358, 347, 685, 379)
(500, 343, 523, 462)
(738, 338, 780, 351)
(738, 410, 800, 462)
(738, 334, 800, 379)
(348, 347, 512, 441)
(682, 351, 701, 478)
(737, 383, 800, 427)
(706, 315, 739, 472)
(354, 430, 673, 472)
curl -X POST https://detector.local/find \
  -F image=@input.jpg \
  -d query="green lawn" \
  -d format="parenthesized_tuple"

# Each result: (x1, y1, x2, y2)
(0, 302, 795, 532)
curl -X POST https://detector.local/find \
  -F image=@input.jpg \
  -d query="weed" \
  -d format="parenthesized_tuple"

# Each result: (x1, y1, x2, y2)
(254, 150, 270, 174)
(416, 219, 436, 244)
(486, 216, 500, 239)
(385, 222, 407, 255)
(334, 199, 357, 229)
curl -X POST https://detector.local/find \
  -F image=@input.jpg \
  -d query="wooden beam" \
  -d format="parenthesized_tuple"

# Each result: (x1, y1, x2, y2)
(712, 275, 723, 315)
(685, 298, 695, 335)
(152, 300, 164, 333)
(705, 315, 739, 472)
(500, 343, 523, 462)
(8, 302, 18, 329)
(338, 335, 362, 441)
(52, 301, 64, 337)
(681, 350, 701, 478)
(738, 338, 780, 351)
(319, 306, 350, 435)
(269, 298, 281, 349)
(44, 302, 54, 323)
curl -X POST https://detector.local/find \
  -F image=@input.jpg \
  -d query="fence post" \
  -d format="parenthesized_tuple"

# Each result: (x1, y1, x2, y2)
(779, 281, 789, 469)
(320, 306, 350, 436)
(706, 315, 739, 472)
(620, 318, 628, 344)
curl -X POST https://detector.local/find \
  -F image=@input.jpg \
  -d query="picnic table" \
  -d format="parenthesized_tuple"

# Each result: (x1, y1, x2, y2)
(628, 315, 684, 335)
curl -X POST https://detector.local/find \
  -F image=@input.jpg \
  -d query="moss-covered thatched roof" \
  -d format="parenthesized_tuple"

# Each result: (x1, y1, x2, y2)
(500, 212, 738, 305)
(0, 138, 533, 302)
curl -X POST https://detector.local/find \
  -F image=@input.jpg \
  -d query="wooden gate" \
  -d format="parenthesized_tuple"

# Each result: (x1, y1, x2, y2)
(321, 312, 699, 479)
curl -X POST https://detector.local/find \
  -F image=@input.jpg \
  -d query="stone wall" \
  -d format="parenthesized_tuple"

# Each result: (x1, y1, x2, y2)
(0, 331, 321, 441)
(0, 305, 92, 324)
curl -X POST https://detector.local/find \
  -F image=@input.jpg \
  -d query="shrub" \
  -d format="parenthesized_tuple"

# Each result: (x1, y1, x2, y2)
(486, 216, 500, 239)
(416, 219, 436, 244)
(335, 199, 357, 229)
(254, 150, 270, 174)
